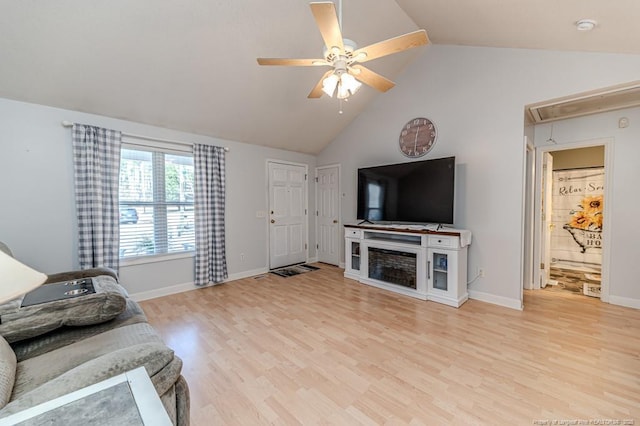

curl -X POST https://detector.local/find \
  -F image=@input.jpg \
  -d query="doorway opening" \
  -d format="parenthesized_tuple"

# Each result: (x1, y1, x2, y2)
(542, 146, 605, 299)
(528, 139, 612, 303)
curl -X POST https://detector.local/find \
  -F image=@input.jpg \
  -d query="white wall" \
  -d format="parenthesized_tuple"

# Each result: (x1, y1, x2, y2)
(0, 98, 316, 297)
(317, 45, 640, 309)
(534, 107, 640, 308)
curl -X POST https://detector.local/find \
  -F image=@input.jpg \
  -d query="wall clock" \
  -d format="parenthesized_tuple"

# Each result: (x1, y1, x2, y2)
(398, 117, 437, 158)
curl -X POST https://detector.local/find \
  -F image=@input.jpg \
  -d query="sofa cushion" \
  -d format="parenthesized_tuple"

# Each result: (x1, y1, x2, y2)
(0, 276, 127, 343)
(0, 336, 16, 409)
(11, 298, 147, 362)
(11, 322, 164, 399)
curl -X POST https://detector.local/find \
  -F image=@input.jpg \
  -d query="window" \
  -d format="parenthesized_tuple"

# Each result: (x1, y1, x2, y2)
(119, 147, 194, 259)
(366, 181, 384, 221)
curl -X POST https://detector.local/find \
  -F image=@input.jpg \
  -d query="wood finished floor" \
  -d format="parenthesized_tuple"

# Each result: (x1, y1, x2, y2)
(140, 264, 640, 425)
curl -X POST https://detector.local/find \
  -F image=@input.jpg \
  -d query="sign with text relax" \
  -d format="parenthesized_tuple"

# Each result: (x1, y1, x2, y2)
(551, 167, 604, 269)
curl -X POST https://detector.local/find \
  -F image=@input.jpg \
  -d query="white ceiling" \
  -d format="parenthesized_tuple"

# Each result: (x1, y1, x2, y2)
(1, 0, 638, 154)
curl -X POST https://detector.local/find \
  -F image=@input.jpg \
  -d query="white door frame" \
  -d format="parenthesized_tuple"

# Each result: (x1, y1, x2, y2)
(530, 138, 613, 303)
(315, 164, 341, 266)
(265, 159, 309, 269)
(522, 137, 536, 291)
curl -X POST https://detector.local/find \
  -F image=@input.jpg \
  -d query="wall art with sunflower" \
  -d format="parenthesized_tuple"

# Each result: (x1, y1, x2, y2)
(563, 194, 603, 253)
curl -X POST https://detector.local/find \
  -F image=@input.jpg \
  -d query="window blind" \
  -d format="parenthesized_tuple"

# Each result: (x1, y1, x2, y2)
(119, 147, 194, 258)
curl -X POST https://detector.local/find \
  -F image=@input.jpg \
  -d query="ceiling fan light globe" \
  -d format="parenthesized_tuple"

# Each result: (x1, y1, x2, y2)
(337, 87, 349, 99)
(340, 73, 362, 94)
(322, 73, 339, 97)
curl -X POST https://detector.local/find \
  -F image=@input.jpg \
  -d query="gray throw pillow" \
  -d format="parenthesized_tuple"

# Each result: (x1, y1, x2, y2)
(0, 276, 127, 344)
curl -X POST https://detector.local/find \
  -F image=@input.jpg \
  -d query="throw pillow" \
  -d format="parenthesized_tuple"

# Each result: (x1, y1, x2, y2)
(0, 276, 127, 344)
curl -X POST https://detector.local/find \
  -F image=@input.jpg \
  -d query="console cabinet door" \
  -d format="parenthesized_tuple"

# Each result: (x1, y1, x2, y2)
(427, 248, 458, 304)
(345, 239, 361, 275)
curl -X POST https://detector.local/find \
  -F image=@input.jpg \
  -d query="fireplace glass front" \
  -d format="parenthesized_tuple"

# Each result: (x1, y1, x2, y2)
(368, 247, 417, 289)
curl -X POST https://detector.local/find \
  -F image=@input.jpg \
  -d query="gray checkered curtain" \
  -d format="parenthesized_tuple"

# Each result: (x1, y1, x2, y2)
(193, 144, 227, 286)
(72, 124, 122, 271)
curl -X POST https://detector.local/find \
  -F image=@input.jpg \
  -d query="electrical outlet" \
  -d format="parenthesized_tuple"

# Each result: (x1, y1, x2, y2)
(478, 267, 485, 278)
(240, 253, 245, 262)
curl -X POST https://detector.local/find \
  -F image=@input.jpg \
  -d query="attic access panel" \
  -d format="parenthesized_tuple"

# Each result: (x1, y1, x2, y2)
(527, 81, 640, 123)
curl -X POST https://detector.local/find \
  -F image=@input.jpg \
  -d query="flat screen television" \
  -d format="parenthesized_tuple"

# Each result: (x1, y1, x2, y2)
(357, 156, 455, 225)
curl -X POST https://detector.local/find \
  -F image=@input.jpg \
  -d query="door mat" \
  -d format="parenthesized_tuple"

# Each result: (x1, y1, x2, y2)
(270, 264, 320, 278)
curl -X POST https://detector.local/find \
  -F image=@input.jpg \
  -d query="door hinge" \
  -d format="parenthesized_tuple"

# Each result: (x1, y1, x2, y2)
(315, 177, 318, 182)
(316, 210, 319, 216)
(305, 173, 307, 180)
(540, 262, 545, 269)
(305, 243, 307, 250)
(305, 209, 307, 215)
(317, 244, 319, 249)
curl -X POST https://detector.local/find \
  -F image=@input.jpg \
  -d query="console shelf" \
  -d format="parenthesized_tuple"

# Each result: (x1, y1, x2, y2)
(344, 224, 471, 308)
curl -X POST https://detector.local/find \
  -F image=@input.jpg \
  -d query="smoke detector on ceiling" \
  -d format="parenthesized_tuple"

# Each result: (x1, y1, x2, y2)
(575, 19, 597, 31)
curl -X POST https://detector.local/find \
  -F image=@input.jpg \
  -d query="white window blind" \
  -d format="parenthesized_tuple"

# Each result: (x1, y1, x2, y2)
(119, 147, 194, 259)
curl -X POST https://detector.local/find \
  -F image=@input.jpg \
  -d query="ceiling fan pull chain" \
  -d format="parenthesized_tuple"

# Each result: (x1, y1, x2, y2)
(338, 0, 343, 30)
(339, 98, 343, 114)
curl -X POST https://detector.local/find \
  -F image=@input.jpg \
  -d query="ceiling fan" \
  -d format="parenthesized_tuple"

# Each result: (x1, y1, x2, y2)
(257, 1, 429, 100)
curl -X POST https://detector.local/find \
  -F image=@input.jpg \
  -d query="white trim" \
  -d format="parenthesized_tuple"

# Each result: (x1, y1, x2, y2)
(129, 267, 269, 301)
(307, 256, 318, 264)
(522, 138, 536, 291)
(468, 289, 524, 310)
(120, 251, 194, 267)
(531, 137, 613, 303)
(608, 295, 640, 310)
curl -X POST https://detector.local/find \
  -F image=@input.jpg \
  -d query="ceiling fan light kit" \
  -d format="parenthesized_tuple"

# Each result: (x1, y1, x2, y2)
(256, 1, 429, 105)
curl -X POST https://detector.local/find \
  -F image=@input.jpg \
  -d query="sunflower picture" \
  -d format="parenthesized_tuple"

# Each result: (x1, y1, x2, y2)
(568, 195, 603, 231)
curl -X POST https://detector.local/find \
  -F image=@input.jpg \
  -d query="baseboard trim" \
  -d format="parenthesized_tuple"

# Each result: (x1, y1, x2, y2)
(129, 266, 269, 302)
(468, 289, 523, 311)
(307, 257, 319, 264)
(608, 295, 640, 310)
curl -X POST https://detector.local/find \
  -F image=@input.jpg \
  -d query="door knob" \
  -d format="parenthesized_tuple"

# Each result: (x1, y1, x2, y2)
(271, 219, 275, 223)
(333, 220, 338, 224)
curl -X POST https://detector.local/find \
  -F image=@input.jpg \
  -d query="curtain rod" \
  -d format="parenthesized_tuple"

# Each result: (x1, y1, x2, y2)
(61, 121, 229, 152)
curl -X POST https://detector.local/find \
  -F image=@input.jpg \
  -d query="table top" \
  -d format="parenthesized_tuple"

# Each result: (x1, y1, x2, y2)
(0, 367, 172, 426)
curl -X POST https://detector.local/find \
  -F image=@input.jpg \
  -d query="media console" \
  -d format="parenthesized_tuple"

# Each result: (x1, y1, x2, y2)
(344, 224, 471, 307)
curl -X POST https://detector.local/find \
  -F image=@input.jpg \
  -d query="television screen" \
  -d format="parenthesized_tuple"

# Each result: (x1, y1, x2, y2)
(357, 156, 455, 225)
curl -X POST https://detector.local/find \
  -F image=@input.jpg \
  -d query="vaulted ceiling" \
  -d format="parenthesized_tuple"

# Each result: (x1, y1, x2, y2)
(1, 0, 638, 154)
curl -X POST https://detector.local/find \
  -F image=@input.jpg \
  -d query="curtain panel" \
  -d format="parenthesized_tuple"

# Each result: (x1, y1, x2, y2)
(71, 124, 122, 271)
(193, 144, 228, 286)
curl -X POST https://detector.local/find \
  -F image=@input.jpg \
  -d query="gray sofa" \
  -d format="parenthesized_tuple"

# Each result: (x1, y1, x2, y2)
(0, 244, 189, 425)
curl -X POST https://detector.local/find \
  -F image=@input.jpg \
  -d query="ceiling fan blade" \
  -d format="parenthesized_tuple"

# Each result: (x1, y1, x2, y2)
(308, 70, 334, 98)
(353, 30, 429, 63)
(257, 58, 329, 66)
(350, 65, 395, 92)
(310, 2, 344, 52)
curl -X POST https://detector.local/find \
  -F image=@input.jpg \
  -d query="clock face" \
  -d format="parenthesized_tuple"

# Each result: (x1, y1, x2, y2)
(398, 117, 437, 158)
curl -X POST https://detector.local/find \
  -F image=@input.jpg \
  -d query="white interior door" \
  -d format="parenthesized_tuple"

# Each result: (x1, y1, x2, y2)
(541, 152, 554, 288)
(316, 165, 340, 266)
(268, 161, 307, 269)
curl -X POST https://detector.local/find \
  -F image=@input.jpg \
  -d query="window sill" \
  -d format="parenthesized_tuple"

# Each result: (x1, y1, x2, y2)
(120, 251, 195, 267)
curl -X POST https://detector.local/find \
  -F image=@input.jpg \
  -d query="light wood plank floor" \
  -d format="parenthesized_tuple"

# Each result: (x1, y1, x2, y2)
(141, 264, 640, 425)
